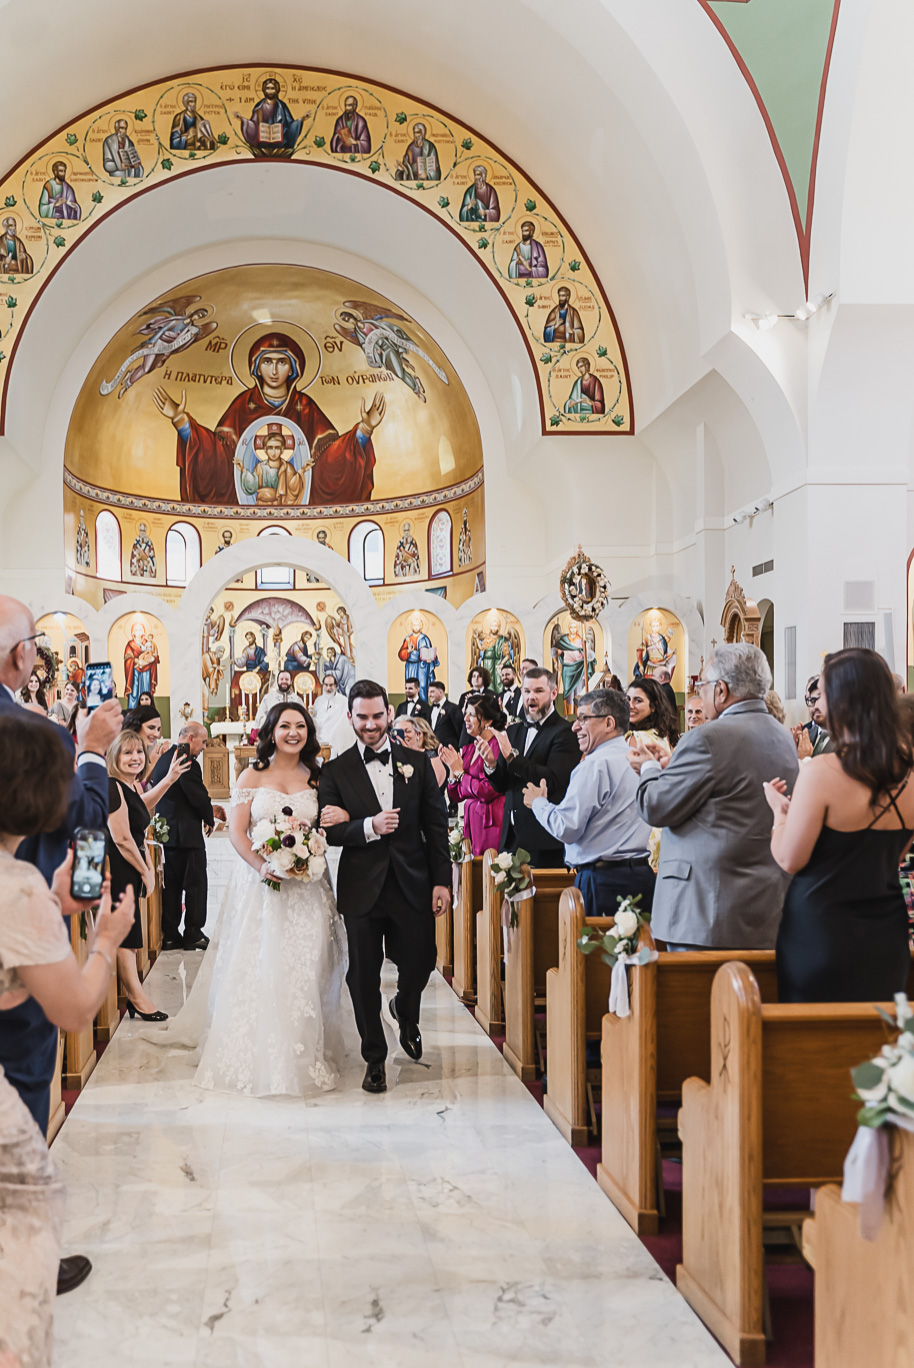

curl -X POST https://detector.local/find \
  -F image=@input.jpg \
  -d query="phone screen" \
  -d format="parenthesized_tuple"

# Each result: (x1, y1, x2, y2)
(84, 661, 115, 712)
(71, 828, 107, 901)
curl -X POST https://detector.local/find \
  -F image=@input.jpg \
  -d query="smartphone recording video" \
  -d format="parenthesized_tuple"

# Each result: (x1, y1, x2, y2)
(84, 661, 115, 712)
(70, 827, 107, 902)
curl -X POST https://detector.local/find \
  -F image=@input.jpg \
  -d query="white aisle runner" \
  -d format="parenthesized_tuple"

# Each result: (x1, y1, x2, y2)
(52, 954, 729, 1368)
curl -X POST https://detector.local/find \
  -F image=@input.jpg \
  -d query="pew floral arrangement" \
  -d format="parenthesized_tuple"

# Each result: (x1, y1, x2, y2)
(249, 808, 328, 892)
(577, 894, 655, 1019)
(492, 848, 532, 931)
(149, 813, 170, 845)
(448, 817, 470, 864)
(842, 993, 914, 1239)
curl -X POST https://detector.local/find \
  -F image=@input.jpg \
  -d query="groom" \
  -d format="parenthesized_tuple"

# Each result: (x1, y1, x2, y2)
(319, 679, 451, 1093)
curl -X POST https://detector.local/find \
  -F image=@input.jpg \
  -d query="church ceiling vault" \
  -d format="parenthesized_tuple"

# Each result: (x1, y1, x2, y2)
(699, 0, 842, 286)
(0, 64, 632, 436)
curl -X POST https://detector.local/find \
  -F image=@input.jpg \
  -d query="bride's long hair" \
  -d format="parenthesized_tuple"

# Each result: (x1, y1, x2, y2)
(253, 702, 321, 787)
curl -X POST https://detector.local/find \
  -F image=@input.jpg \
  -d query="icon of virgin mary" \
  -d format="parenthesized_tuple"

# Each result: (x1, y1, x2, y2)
(152, 330, 385, 506)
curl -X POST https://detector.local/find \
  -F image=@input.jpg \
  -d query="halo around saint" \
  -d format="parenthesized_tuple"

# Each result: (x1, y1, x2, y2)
(229, 320, 322, 392)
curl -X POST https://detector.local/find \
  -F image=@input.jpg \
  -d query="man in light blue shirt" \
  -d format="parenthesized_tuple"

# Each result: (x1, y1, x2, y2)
(523, 688, 654, 919)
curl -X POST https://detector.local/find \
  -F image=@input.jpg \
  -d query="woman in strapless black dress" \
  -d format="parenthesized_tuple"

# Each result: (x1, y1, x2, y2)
(765, 648, 913, 1004)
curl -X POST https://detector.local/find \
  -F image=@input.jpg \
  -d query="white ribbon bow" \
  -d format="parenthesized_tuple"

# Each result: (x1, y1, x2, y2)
(501, 884, 535, 953)
(607, 948, 659, 1019)
(842, 1114, 914, 1239)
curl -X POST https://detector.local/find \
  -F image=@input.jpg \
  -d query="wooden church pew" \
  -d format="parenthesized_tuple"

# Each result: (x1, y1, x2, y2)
(802, 1126, 914, 1368)
(543, 886, 614, 1143)
(47, 1030, 66, 1142)
(597, 936, 778, 1235)
(63, 914, 97, 1091)
(677, 961, 895, 1366)
(503, 867, 575, 1081)
(452, 853, 483, 1004)
(475, 850, 503, 1035)
(435, 888, 454, 977)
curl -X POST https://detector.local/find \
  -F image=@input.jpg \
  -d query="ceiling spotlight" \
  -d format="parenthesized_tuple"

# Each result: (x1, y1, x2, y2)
(745, 293, 834, 329)
(744, 311, 779, 331)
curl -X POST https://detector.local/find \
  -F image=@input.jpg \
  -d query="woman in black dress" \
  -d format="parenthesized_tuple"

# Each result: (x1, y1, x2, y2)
(765, 648, 914, 1003)
(106, 730, 190, 1019)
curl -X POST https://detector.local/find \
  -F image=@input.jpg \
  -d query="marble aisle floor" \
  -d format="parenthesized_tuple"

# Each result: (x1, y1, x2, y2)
(52, 951, 731, 1368)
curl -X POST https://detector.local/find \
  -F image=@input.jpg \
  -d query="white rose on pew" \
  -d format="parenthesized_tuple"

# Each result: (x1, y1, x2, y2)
(615, 909, 639, 938)
(887, 1052, 914, 1109)
(494, 870, 507, 885)
(495, 853, 513, 870)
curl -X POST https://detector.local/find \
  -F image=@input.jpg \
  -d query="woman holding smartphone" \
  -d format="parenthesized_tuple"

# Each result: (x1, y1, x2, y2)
(122, 702, 170, 776)
(106, 731, 189, 1019)
(0, 712, 135, 1366)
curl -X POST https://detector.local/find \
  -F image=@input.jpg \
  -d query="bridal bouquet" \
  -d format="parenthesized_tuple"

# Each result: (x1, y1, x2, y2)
(250, 807, 328, 892)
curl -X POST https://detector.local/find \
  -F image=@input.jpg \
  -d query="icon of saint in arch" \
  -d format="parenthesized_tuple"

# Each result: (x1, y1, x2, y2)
(152, 330, 385, 507)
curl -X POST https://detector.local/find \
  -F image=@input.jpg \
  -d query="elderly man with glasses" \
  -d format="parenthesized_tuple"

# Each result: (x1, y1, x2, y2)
(522, 688, 654, 918)
(627, 643, 798, 950)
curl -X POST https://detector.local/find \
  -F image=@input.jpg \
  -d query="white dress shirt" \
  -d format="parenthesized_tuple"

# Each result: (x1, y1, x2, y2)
(357, 738, 394, 843)
(524, 705, 556, 753)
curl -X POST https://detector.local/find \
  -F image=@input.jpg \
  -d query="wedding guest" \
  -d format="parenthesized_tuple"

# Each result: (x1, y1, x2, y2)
(48, 680, 79, 724)
(0, 595, 120, 1299)
(252, 668, 296, 733)
(629, 643, 798, 948)
(893, 672, 907, 696)
(311, 672, 353, 757)
(149, 722, 226, 951)
(652, 665, 678, 718)
(457, 665, 493, 713)
(523, 688, 653, 917)
(765, 689, 787, 725)
(684, 693, 705, 730)
(395, 678, 432, 723)
(391, 715, 448, 792)
(499, 663, 523, 722)
(18, 670, 47, 713)
(766, 648, 914, 1002)
(441, 693, 506, 855)
(137, 691, 153, 708)
(0, 710, 134, 1362)
(626, 677, 680, 753)
(792, 675, 834, 758)
(123, 702, 169, 772)
(482, 668, 580, 867)
(106, 730, 190, 1018)
(520, 658, 538, 677)
(897, 694, 914, 944)
(427, 680, 462, 751)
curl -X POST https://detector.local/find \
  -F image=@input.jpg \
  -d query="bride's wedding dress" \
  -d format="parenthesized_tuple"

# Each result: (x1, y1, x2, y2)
(146, 786, 350, 1097)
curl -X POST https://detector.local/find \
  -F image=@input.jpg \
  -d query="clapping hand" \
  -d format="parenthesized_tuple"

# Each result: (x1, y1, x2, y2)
(474, 736, 496, 769)
(522, 779, 548, 809)
(763, 778, 791, 822)
(792, 725, 813, 760)
(439, 744, 463, 777)
(626, 737, 657, 774)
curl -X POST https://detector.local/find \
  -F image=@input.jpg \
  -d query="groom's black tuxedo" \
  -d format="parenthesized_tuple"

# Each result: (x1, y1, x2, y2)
(319, 740, 450, 1062)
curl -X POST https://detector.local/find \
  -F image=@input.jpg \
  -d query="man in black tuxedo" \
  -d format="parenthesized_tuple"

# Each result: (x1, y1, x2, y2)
(394, 677, 432, 723)
(150, 721, 226, 950)
(319, 680, 451, 1093)
(0, 594, 121, 1296)
(427, 680, 462, 750)
(499, 662, 522, 722)
(482, 667, 580, 868)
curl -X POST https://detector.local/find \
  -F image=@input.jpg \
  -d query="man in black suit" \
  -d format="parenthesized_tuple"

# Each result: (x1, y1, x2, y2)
(394, 677, 432, 723)
(427, 680, 462, 750)
(499, 662, 522, 722)
(319, 680, 451, 1094)
(482, 667, 580, 868)
(150, 721, 226, 950)
(0, 594, 121, 1296)
(652, 665, 679, 719)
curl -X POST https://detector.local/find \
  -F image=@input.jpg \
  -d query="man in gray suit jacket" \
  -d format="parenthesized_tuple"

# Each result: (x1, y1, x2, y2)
(629, 643, 799, 949)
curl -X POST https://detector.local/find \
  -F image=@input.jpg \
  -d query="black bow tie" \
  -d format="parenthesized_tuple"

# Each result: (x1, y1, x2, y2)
(364, 748, 391, 766)
(525, 719, 542, 731)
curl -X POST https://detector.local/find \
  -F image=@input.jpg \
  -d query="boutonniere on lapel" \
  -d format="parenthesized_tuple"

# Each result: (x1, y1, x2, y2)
(396, 762, 414, 783)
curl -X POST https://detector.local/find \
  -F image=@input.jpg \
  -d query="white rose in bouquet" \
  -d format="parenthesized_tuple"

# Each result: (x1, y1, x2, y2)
(615, 909, 639, 939)
(308, 830, 328, 856)
(250, 819, 275, 847)
(309, 856, 326, 880)
(887, 1052, 914, 1110)
(270, 846, 296, 873)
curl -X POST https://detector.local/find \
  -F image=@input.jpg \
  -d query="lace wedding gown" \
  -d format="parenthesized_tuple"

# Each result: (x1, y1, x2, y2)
(146, 786, 351, 1097)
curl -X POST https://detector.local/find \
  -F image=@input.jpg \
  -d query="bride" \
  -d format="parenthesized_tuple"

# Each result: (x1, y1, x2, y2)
(145, 702, 353, 1097)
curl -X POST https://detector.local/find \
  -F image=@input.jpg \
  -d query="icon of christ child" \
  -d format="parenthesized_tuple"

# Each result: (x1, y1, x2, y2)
(152, 332, 385, 506)
(234, 426, 312, 505)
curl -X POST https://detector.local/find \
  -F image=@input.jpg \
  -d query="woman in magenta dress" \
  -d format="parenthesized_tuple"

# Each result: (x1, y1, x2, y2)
(441, 693, 506, 856)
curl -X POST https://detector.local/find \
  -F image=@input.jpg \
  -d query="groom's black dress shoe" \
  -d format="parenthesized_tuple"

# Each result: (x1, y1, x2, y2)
(387, 996, 422, 1061)
(160, 939, 183, 952)
(184, 936, 210, 951)
(57, 1255, 92, 1295)
(362, 1062, 387, 1093)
